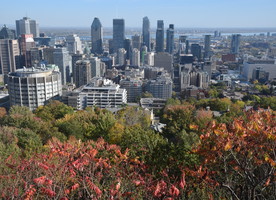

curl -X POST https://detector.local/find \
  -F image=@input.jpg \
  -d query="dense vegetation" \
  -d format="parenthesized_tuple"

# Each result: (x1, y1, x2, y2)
(0, 100, 275, 199)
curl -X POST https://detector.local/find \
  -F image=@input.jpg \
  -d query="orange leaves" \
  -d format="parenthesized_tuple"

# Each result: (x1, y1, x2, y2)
(24, 185, 36, 200)
(33, 176, 53, 186)
(224, 141, 232, 151)
(40, 188, 56, 197)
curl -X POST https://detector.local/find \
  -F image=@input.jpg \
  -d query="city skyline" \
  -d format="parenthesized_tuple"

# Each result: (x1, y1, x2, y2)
(1, 0, 276, 28)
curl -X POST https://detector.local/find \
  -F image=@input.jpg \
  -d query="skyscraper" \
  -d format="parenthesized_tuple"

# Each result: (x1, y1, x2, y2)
(53, 48, 72, 85)
(166, 24, 174, 54)
(66, 34, 83, 54)
(132, 34, 141, 50)
(0, 25, 16, 39)
(0, 39, 20, 76)
(178, 35, 187, 54)
(16, 17, 39, 38)
(74, 60, 91, 87)
(204, 35, 211, 59)
(91, 17, 103, 55)
(131, 48, 140, 67)
(142, 17, 150, 51)
(191, 44, 202, 60)
(156, 20, 164, 53)
(231, 34, 241, 54)
(113, 19, 125, 53)
(19, 34, 35, 67)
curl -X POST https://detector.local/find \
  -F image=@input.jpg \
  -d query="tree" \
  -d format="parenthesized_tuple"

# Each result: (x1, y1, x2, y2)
(194, 109, 276, 199)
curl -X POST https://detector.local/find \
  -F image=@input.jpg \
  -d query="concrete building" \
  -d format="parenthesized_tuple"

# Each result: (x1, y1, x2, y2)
(156, 20, 164, 53)
(243, 61, 276, 81)
(142, 16, 151, 51)
(113, 19, 125, 53)
(132, 34, 141, 50)
(8, 66, 62, 110)
(131, 48, 140, 67)
(178, 35, 187, 54)
(91, 17, 103, 55)
(166, 24, 174, 54)
(90, 57, 105, 77)
(191, 44, 202, 60)
(145, 75, 172, 99)
(144, 52, 155, 66)
(16, 17, 39, 38)
(53, 48, 72, 85)
(19, 34, 35, 67)
(180, 67, 209, 90)
(117, 48, 126, 66)
(154, 52, 173, 73)
(144, 66, 164, 80)
(0, 39, 20, 77)
(120, 78, 143, 102)
(74, 60, 91, 87)
(66, 34, 83, 54)
(64, 78, 127, 109)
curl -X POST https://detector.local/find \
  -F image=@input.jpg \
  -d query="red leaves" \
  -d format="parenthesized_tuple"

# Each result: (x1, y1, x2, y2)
(169, 185, 180, 197)
(40, 187, 56, 197)
(24, 185, 36, 200)
(179, 171, 186, 189)
(33, 176, 52, 186)
(85, 176, 102, 197)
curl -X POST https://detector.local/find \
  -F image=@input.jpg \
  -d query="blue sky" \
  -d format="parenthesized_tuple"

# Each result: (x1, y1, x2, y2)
(1, 0, 276, 28)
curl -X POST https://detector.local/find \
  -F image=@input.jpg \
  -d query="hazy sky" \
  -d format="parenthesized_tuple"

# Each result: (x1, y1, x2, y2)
(1, 0, 276, 28)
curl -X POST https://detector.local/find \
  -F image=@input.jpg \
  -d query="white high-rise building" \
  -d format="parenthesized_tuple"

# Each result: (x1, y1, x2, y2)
(131, 48, 140, 67)
(8, 66, 62, 111)
(66, 34, 83, 54)
(117, 48, 126, 66)
(15, 17, 39, 38)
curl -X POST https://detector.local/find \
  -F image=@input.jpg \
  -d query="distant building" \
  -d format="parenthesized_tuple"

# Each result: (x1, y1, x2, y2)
(53, 48, 72, 85)
(144, 52, 155, 66)
(166, 24, 174, 54)
(204, 35, 211, 59)
(131, 48, 140, 67)
(154, 52, 173, 73)
(145, 75, 173, 99)
(19, 34, 35, 67)
(74, 60, 91, 87)
(231, 34, 241, 54)
(191, 44, 202, 60)
(155, 20, 164, 53)
(66, 34, 83, 54)
(113, 19, 125, 53)
(243, 60, 276, 81)
(16, 17, 39, 38)
(120, 78, 143, 102)
(132, 34, 141, 50)
(64, 78, 127, 109)
(0, 39, 20, 77)
(8, 66, 62, 111)
(117, 48, 126, 66)
(142, 17, 151, 51)
(0, 25, 16, 39)
(91, 17, 103, 55)
(222, 54, 236, 62)
(178, 35, 187, 54)
(90, 57, 105, 77)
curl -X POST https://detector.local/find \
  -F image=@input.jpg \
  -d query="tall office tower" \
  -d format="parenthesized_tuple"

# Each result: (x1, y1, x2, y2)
(131, 48, 140, 67)
(204, 35, 211, 59)
(66, 34, 83, 54)
(0, 39, 20, 77)
(191, 44, 202, 60)
(43, 47, 55, 64)
(132, 34, 141, 50)
(124, 39, 132, 60)
(74, 60, 91, 87)
(141, 45, 147, 65)
(53, 48, 72, 85)
(185, 40, 190, 54)
(142, 17, 151, 51)
(166, 24, 174, 54)
(0, 25, 16, 39)
(30, 47, 43, 67)
(19, 34, 35, 67)
(108, 39, 114, 54)
(145, 52, 155, 66)
(72, 54, 85, 83)
(117, 48, 126, 66)
(8, 66, 62, 111)
(231, 34, 241, 54)
(91, 17, 103, 55)
(16, 17, 39, 38)
(178, 35, 187, 54)
(155, 20, 164, 53)
(113, 19, 125, 53)
(90, 57, 104, 77)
